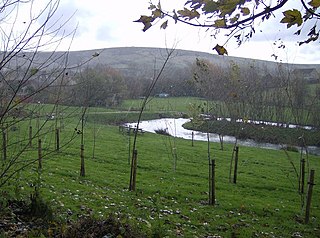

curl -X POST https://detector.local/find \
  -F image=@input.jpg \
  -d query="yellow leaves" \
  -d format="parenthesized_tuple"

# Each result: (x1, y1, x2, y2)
(177, 8, 200, 20)
(134, 15, 154, 32)
(203, 1, 219, 14)
(219, 0, 239, 17)
(152, 9, 162, 18)
(241, 7, 250, 16)
(280, 9, 303, 28)
(213, 19, 226, 28)
(308, 0, 320, 8)
(229, 14, 240, 24)
(213, 44, 228, 55)
(135, 2, 163, 32)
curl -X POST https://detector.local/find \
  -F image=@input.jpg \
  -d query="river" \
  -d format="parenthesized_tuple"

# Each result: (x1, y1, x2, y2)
(125, 118, 320, 156)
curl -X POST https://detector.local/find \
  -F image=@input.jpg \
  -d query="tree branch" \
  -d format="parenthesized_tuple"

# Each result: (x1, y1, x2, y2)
(162, 0, 290, 30)
(300, 0, 320, 18)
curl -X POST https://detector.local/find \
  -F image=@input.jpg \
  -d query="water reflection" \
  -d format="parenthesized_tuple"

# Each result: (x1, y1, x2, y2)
(125, 118, 320, 155)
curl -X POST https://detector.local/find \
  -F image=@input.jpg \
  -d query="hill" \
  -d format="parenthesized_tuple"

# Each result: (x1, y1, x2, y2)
(23, 47, 320, 78)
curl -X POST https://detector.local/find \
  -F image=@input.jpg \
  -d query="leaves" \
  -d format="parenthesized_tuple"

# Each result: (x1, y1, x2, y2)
(308, 0, 320, 8)
(280, 9, 303, 28)
(185, 0, 203, 9)
(219, 0, 239, 17)
(160, 20, 168, 29)
(241, 7, 250, 16)
(152, 9, 162, 18)
(213, 44, 228, 55)
(134, 15, 155, 32)
(177, 8, 200, 20)
(136, 0, 320, 54)
(213, 19, 226, 28)
(202, 1, 219, 14)
(298, 25, 319, 45)
(230, 14, 240, 24)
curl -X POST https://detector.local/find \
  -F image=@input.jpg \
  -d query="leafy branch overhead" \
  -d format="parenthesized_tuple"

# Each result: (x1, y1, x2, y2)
(136, 0, 320, 55)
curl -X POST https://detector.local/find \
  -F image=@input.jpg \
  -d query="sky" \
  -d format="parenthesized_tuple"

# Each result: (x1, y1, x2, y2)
(29, 0, 320, 64)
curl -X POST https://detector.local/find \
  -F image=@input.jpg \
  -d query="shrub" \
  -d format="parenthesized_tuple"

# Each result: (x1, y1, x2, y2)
(154, 128, 170, 136)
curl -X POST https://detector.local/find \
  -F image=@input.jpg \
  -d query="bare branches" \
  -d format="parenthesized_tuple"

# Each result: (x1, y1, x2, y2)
(0, 0, 83, 188)
(137, 0, 320, 53)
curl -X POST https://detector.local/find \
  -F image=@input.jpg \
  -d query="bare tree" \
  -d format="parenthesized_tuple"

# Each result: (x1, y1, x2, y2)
(129, 48, 175, 191)
(0, 0, 94, 188)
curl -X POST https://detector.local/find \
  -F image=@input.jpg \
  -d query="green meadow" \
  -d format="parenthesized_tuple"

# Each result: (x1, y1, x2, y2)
(1, 99, 319, 237)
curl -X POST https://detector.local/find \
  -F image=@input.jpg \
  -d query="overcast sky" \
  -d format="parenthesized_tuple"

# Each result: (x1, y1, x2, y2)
(40, 0, 320, 64)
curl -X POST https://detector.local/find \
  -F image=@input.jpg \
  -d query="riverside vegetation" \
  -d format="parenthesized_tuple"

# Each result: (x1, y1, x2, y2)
(0, 98, 319, 237)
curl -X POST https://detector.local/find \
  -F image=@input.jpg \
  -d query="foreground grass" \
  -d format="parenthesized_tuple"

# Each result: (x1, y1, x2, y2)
(3, 114, 319, 237)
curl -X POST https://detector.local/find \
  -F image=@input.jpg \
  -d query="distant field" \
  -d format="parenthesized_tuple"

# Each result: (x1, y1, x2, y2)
(120, 97, 206, 113)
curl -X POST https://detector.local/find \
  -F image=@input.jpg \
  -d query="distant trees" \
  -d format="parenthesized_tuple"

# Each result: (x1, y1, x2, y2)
(190, 58, 320, 128)
(153, 66, 194, 97)
(70, 66, 127, 107)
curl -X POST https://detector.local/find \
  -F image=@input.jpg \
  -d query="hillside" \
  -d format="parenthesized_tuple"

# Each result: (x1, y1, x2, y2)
(18, 47, 320, 78)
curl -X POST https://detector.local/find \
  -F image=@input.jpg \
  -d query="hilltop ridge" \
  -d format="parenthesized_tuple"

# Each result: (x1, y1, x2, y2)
(7, 47, 320, 78)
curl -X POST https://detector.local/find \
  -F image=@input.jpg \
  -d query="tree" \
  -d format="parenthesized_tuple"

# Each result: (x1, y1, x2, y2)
(136, 0, 320, 54)
(0, 0, 93, 188)
(69, 65, 127, 177)
(129, 48, 175, 191)
(71, 65, 127, 107)
(192, 58, 224, 99)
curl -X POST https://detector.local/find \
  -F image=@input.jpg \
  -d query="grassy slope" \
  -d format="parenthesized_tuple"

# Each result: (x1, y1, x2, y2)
(5, 106, 319, 237)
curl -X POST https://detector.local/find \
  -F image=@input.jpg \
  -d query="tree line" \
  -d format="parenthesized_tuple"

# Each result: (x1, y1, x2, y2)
(191, 58, 320, 128)
(3, 55, 319, 129)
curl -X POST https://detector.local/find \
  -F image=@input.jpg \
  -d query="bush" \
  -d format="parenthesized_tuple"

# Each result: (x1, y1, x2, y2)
(62, 215, 145, 238)
(29, 190, 53, 221)
(155, 128, 170, 136)
(281, 145, 299, 153)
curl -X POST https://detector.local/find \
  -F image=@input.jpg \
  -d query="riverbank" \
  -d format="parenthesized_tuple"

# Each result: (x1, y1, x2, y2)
(183, 119, 320, 147)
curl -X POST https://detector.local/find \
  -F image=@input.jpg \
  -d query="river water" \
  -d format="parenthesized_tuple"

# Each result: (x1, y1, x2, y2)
(125, 118, 320, 156)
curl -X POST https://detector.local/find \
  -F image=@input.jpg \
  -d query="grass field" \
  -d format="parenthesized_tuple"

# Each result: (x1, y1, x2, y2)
(120, 97, 205, 113)
(1, 104, 319, 237)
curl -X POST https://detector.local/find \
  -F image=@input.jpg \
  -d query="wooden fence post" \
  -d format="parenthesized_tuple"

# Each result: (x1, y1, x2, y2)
(29, 126, 32, 147)
(80, 144, 85, 177)
(233, 146, 239, 184)
(305, 169, 315, 224)
(55, 128, 60, 151)
(128, 127, 131, 165)
(192, 131, 194, 147)
(132, 149, 138, 191)
(38, 139, 42, 170)
(129, 149, 138, 191)
(300, 159, 305, 194)
(209, 159, 216, 205)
